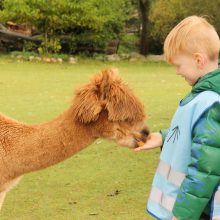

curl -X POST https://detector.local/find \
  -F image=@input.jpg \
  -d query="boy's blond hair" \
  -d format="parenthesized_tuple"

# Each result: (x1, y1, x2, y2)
(164, 16, 220, 63)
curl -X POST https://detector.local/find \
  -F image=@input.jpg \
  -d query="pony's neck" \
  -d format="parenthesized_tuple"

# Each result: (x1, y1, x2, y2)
(6, 107, 98, 176)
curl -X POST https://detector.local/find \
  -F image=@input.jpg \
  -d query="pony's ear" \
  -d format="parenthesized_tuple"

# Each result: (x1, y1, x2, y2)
(100, 70, 111, 101)
(71, 69, 115, 123)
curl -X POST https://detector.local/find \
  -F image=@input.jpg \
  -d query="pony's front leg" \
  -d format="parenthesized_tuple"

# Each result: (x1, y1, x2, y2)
(0, 191, 6, 210)
(0, 176, 22, 210)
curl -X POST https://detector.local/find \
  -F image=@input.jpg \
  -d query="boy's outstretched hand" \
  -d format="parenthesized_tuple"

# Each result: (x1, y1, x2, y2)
(134, 132, 163, 152)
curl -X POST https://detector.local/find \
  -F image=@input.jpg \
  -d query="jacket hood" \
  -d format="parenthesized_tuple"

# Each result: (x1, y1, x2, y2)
(181, 68, 220, 105)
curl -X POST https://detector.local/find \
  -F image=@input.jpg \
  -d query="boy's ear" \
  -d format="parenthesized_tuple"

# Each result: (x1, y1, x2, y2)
(194, 52, 205, 68)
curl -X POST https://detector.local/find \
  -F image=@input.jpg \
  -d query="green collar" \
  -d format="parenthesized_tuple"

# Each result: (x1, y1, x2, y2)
(181, 68, 220, 105)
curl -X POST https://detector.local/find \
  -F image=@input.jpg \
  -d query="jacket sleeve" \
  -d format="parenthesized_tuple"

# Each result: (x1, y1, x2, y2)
(172, 102, 220, 219)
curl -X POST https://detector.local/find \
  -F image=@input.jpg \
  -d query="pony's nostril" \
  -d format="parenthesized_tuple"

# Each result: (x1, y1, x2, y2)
(141, 127, 150, 137)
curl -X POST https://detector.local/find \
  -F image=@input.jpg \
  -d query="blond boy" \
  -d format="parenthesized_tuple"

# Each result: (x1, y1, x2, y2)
(136, 16, 220, 220)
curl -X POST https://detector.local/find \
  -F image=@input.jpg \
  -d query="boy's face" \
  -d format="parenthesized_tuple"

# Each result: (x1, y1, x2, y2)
(172, 54, 201, 86)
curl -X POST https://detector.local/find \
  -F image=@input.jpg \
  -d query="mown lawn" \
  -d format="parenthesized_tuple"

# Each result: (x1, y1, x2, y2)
(0, 55, 189, 220)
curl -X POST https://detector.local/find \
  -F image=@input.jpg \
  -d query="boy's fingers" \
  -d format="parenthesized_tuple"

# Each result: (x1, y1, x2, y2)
(134, 145, 149, 152)
(134, 147, 142, 152)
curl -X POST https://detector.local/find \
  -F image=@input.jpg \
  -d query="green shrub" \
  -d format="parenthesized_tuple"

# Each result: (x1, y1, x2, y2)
(118, 33, 139, 54)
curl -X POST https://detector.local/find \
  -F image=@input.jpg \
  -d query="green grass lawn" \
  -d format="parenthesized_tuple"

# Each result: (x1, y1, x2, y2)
(0, 55, 190, 220)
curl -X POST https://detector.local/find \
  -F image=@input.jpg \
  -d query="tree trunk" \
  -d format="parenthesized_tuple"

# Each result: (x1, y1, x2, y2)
(138, 0, 150, 55)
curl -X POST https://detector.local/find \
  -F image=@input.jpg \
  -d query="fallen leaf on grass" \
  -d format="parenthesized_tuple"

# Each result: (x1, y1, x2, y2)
(89, 212, 98, 216)
(107, 189, 121, 197)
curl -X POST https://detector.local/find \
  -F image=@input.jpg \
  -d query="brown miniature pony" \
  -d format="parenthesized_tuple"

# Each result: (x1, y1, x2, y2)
(0, 69, 148, 209)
